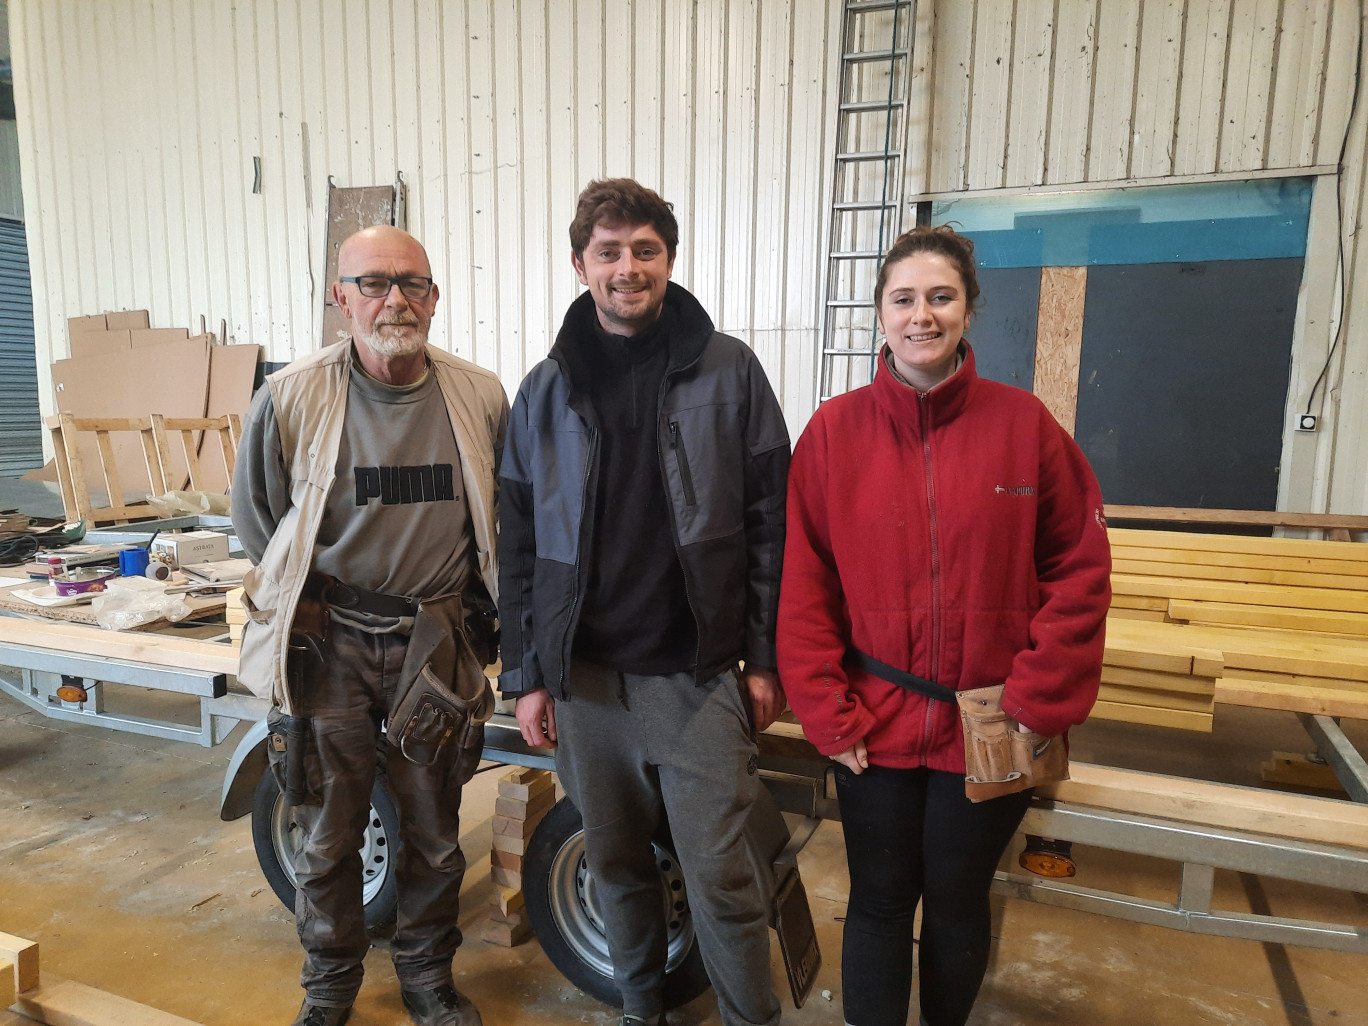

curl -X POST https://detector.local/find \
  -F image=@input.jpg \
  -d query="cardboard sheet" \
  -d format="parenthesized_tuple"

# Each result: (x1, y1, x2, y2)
(200, 343, 262, 491)
(51, 337, 213, 497)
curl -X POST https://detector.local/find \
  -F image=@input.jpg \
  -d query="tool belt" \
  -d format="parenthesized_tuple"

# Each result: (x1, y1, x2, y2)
(848, 649, 1069, 803)
(388, 593, 496, 769)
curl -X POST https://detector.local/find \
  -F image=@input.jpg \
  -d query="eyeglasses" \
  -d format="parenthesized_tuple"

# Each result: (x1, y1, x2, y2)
(340, 275, 434, 299)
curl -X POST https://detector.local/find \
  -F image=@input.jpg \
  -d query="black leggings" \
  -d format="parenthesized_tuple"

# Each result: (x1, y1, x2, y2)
(834, 764, 1032, 1026)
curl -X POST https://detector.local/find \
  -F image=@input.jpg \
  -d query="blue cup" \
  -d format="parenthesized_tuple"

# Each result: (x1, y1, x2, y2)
(119, 547, 151, 577)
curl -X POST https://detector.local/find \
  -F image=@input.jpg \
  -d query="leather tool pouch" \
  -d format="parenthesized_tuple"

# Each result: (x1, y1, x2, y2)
(849, 649, 1068, 804)
(388, 596, 495, 768)
(956, 684, 1069, 803)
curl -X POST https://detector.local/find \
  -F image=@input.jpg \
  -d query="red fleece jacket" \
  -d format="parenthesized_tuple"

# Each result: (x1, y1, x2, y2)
(779, 344, 1111, 772)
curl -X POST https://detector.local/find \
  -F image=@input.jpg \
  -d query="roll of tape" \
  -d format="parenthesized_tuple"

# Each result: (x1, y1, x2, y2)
(145, 561, 171, 581)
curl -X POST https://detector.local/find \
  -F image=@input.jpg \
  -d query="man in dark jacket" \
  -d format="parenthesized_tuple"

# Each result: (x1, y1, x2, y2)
(498, 179, 789, 1026)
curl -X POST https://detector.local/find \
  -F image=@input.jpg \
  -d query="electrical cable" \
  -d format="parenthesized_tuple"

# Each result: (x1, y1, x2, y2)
(1303, 1, 1365, 417)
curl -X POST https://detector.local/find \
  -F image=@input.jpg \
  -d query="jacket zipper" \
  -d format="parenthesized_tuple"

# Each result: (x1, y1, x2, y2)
(919, 391, 942, 760)
(668, 421, 698, 505)
(658, 378, 704, 678)
(560, 426, 599, 694)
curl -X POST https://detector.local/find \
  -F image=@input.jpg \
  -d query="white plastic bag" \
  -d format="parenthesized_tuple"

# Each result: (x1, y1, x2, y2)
(91, 587, 193, 631)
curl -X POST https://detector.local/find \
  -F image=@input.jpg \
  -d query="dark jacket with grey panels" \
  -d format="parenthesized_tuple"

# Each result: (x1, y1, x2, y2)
(497, 281, 790, 700)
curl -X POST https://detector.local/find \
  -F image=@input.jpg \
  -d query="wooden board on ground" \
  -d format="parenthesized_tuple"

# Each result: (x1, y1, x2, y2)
(0, 932, 39, 993)
(12, 978, 204, 1026)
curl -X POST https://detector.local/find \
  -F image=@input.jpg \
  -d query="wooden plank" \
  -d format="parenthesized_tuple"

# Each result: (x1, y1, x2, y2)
(1112, 574, 1368, 615)
(1108, 608, 1167, 622)
(1108, 594, 1169, 611)
(0, 931, 39, 992)
(1215, 677, 1368, 718)
(1112, 557, 1368, 592)
(0, 619, 237, 676)
(1105, 507, 1368, 533)
(1109, 528, 1368, 559)
(1261, 752, 1345, 793)
(1089, 699, 1213, 732)
(1168, 600, 1368, 638)
(1100, 665, 1216, 698)
(12, 977, 204, 1026)
(1110, 544, 1368, 578)
(1039, 762, 1368, 850)
(0, 960, 13, 1012)
(1032, 266, 1086, 434)
(496, 767, 554, 802)
(1098, 683, 1214, 713)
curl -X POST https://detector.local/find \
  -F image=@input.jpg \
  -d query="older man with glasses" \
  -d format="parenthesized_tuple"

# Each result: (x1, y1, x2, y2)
(232, 225, 508, 1026)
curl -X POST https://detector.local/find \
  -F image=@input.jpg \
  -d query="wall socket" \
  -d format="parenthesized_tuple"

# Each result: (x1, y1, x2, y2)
(1297, 414, 1318, 432)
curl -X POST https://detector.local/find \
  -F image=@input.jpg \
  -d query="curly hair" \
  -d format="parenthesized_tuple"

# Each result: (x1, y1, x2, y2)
(569, 179, 680, 259)
(874, 225, 981, 312)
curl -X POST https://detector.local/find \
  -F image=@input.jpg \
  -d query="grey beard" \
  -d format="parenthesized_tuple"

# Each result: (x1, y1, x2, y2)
(357, 324, 427, 357)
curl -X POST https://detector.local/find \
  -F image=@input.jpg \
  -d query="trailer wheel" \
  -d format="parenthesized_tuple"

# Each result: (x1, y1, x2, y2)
(523, 797, 711, 1009)
(250, 768, 400, 933)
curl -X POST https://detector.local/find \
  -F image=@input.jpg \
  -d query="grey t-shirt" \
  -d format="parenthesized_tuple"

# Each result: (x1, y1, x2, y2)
(311, 363, 474, 604)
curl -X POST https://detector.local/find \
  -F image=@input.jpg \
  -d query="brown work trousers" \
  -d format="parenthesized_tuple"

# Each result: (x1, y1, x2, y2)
(269, 619, 480, 1008)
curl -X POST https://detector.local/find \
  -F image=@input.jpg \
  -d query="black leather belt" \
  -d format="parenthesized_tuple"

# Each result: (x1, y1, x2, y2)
(328, 579, 419, 619)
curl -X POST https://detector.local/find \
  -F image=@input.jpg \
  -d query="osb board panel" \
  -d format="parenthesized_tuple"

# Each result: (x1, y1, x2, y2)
(1032, 265, 1087, 435)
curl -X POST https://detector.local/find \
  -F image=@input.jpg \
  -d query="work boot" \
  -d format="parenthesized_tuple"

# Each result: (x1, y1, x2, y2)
(290, 1001, 351, 1026)
(619, 1015, 666, 1026)
(400, 983, 483, 1026)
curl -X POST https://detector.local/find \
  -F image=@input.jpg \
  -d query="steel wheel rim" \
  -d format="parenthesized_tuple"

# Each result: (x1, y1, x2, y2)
(546, 830, 696, 979)
(271, 798, 392, 905)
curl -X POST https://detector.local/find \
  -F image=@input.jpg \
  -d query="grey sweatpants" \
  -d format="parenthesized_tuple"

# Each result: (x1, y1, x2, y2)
(268, 620, 479, 1007)
(554, 660, 782, 1026)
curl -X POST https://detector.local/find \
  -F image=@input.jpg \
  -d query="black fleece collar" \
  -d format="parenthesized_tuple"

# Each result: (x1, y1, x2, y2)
(550, 281, 716, 396)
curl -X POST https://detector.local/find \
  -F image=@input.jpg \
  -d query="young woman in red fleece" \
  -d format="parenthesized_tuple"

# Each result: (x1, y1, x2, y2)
(779, 226, 1111, 1026)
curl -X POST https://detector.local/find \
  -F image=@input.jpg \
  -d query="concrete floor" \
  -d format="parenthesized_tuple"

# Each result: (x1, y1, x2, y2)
(1, 683, 1365, 1026)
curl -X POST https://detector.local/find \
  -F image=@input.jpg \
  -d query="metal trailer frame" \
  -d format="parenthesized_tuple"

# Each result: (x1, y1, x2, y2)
(1, 614, 1364, 956)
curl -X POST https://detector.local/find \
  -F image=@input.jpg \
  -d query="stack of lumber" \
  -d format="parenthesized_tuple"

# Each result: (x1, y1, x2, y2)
(1098, 617, 1223, 732)
(1097, 528, 1368, 729)
(483, 767, 554, 946)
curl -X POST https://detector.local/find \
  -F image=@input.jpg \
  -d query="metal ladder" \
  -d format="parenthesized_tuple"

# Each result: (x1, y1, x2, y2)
(818, 0, 916, 402)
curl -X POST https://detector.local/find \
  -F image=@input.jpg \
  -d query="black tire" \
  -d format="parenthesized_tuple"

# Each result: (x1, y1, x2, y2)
(523, 796, 712, 1010)
(250, 767, 400, 933)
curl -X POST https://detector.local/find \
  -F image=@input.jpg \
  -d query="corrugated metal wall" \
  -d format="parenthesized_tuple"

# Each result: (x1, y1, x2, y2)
(905, 0, 1367, 520)
(909, 0, 1357, 196)
(0, 217, 40, 476)
(9, 0, 841, 438)
(0, 122, 20, 221)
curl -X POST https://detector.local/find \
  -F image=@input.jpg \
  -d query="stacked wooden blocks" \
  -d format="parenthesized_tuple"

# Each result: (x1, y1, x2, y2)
(225, 587, 246, 644)
(1098, 528, 1368, 730)
(483, 767, 555, 946)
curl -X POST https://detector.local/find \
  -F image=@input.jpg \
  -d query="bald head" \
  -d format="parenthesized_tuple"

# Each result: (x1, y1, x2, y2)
(337, 225, 433, 279)
(332, 225, 440, 384)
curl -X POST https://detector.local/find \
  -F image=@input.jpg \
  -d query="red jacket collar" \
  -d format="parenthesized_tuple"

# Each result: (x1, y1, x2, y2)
(872, 340, 977, 426)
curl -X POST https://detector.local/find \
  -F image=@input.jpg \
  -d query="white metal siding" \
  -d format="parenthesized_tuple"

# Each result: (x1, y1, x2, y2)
(909, 0, 1354, 197)
(10, 0, 840, 441)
